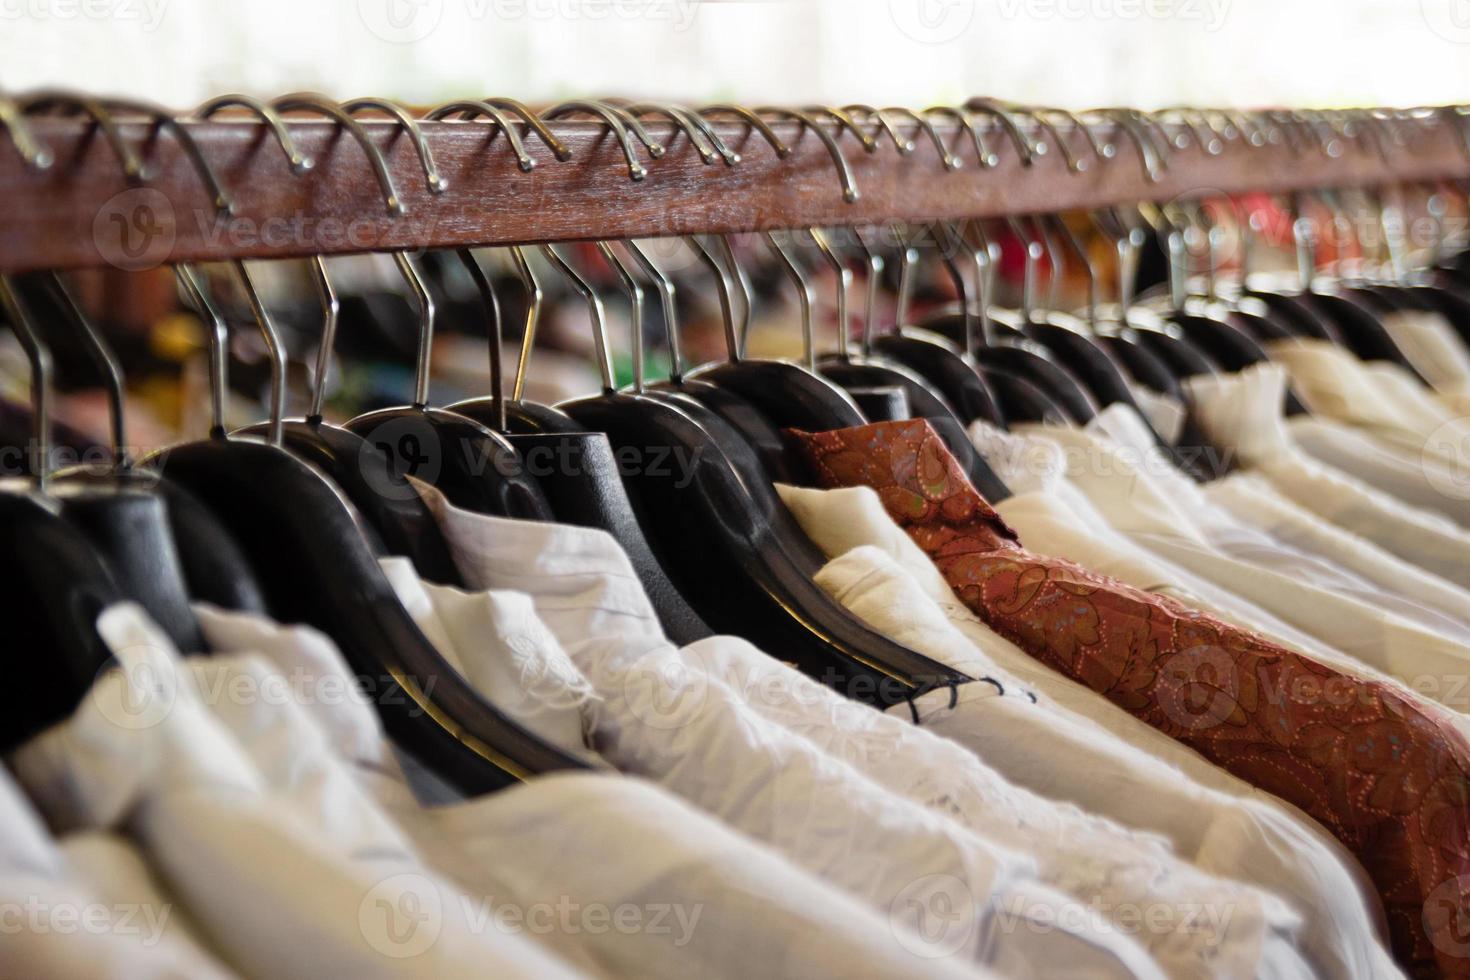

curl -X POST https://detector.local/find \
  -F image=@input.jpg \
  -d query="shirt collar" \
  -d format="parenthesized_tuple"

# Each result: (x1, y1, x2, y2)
(966, 417, 1068, 494)
(193, 601, 393, 773)
(411, 477, 665, 638)
(1186, 362, 1296, 463)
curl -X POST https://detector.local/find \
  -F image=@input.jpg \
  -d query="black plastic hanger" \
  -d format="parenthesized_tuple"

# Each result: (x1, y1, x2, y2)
(1287, 189, 1431, 380)
(804, 228, 965, 424)
(153, 260, 588, 796)
(923, 219, 1099, 423)
(680, 233, 868, 432)
(867, 225, 1005, 426)
(446, 243, 713, 647)
(20, 272, 204, 653)
(550, 240, 968, 706)
(781, 227, 1011, 501)
(344, 252, 552, 521)
(1132, 203, 1282, 373)
(0, 275, 124, 751)
(1016, 215, 1143, 408)
(39, 272, 267, 615)
(197, 261, 465, 589)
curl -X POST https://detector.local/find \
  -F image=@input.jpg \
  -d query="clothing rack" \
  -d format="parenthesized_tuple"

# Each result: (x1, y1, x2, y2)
(0, 97, 1468, 272)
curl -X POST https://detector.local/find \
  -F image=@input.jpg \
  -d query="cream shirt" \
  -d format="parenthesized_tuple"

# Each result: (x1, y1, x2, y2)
(1022, 410, 1470, 705)
(192, 604, 999, 980)
(412, 482, 1169, 980)
(8, 604, 582, 980)
(1188, 362, 1470, 590)
(0, 766, 237, 980)
(775, 480, 1398, 980)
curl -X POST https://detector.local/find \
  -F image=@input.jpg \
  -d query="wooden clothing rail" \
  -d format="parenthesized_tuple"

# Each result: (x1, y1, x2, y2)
(0, 98, 1468, 272)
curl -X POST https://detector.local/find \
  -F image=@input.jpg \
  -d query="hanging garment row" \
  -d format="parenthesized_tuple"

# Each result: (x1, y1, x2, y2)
(3, 92, 1470, 980)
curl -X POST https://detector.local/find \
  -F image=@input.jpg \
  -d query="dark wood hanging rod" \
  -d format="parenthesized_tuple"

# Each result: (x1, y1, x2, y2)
(0, 100, 1467, 272)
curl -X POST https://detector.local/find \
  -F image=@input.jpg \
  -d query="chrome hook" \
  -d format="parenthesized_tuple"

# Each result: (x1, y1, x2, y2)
(390, 251, 437, 408)
(628, 102, 739, 165)
(483, 97, 573, 161)
(194, 94, 313, 173)
(803, 106, 880, 154)
(96, 95, 234, 213)
(540, 100, 653, 181)
(425, 100, 537, 172)
(306, 255, 339, 422)
(540, 244, 615, 393)
(619, 101, 720, 165)
(685, 234, 742, 361)
(45, 272, 130, 470)
(697, 104, 791, 158)
(0, 94, 52, 169)
(622, 239, 684, 383)
(925, 105, 997, 168)
(173, 264, 229, 436)
(764, 230, 817, 370)
(271, 92, 404, 214)
(841, 105, 916, 154)
(508, 245, 542, 402)
(1095, 107, 1164, 182)
(879, 106, 961, 170)
(963, 97, 1039, 165)
(341, 97, 447, 194)
(596, 241, 647, 392)
(456, 249, 507, 428)
(0, 274, 54, 488)
(1047, 213, 1098, 328)
(849, 226, 886, 356)
(228, 259, 287, 447)
(19, 90, 144, 180)
(755, 107, 860, 202)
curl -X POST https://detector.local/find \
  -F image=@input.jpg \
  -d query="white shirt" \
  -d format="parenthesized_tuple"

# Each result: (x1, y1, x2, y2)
(1378, 309, 1470, 394)
(1128, 382, 1188, 444)
(969, 418, 1368, 662)
(775, 481, 1399, 980)
(414, 482, 1169, 980)
(0, 766, 237, 980)
(8, 604, 585, 980)
(1204, 470, 1470, 643)
(1187, 362, 1470, 591)
(1265, 336, 1470, 470)
(1285, 413, 1470, 528)
(194, 598, 1006, 980)
(1020, 411, 1470, 707)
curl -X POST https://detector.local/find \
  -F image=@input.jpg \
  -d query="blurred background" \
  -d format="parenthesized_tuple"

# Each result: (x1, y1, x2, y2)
(3, 0, 1469, 457)
(8, 0, 1470, 108)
